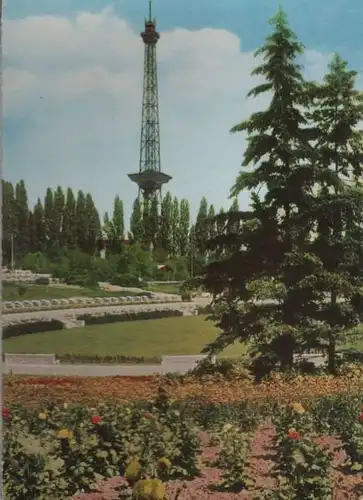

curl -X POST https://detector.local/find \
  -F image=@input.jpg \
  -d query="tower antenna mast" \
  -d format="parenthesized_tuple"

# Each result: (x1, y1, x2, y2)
(127, 0, 172, 201)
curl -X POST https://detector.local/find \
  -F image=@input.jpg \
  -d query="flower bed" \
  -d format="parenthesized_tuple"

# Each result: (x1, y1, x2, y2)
(3, 392, 363, 499)
(4, 367, 363, 407)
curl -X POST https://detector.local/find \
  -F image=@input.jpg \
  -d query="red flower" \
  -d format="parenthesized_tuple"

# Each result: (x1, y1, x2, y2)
(2, 408, 10, 420)
(91, 415, 102, 425)
(288, 429, 300, 440)
(144, 412, 154, 420)
(359, 413, 363, 424)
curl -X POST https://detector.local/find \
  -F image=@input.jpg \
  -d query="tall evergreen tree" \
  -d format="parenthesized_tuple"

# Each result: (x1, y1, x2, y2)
(63, 188, 77, 248)
(51, 186, 65, 247)
(75, 190, 87, 251)
(304, 53, 363, 372)
(158, 191, 173, 254)
(112, 195, 125, 242)
(195, 196, 209, 258)
(188, 224, 197, 277)
(141, 198, 152, 249)
(44, 188, 54, 247)
(207, 204, 216, 241)
(202, 7, 318, 373)
(207, 204, 216, 261)
(2, 181, 16, 264)
(130, 198, 144, 243)
(32, 198, 46, 252)
(14, 180, 30, 258)
(171, 196, 180, 255)
(84, 193, 101, 254)
(179, 199, 190, 256)
(149, 196, 159, 249)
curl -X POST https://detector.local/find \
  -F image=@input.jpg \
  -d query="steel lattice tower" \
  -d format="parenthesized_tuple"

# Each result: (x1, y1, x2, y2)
(128, 0, 172, 201)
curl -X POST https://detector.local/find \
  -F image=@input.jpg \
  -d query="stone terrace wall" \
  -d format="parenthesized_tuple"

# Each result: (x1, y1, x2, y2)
(2, 294, 181, 312)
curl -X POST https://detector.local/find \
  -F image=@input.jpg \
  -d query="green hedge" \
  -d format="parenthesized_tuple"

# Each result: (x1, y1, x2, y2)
(77, 309, 183, 325)
(58, 353, 160, 364)
(3, 319, 64, 339)
(35, 277, 50, 285)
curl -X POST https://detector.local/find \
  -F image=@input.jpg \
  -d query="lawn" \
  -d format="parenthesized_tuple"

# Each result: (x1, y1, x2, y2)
(3, 315, 247, 360)
(3, 283, 141, 301)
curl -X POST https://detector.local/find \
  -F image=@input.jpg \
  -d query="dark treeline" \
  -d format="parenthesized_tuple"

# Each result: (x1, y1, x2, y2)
(2, 180, 238, 279)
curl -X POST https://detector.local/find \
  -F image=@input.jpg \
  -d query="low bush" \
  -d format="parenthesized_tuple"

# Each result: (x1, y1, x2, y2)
(35, 277, 50, 285)
(3, 319, 64, 339)
(110, 273, 144, 288)
(58, 353, 160, 364)
(77, 309, 183, 325)
(196, 304, 211, 315)
(17, 285, 28, 296)
(180, 291, 192, 302)
(191, 358, 252, 381)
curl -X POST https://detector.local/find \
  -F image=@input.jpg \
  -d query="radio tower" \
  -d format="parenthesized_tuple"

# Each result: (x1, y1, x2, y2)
(128, 0, 172, 201)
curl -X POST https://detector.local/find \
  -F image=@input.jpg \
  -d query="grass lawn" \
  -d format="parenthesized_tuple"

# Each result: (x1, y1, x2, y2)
(3, 284, 141, 301)
(3, 315, 247, 360)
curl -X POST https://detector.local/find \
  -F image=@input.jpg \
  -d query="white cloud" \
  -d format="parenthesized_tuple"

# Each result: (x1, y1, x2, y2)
(4, 8, 334, 224)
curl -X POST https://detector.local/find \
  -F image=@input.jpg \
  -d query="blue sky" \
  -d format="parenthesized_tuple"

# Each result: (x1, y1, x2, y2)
(4, 0, 363, 225)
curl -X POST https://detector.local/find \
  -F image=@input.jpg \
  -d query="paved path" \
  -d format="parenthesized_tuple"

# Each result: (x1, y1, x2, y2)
(3, 354, 327, 377)
(2, 297, 210, 326)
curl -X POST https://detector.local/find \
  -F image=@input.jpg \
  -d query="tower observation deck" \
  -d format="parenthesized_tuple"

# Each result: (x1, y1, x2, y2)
(128, 0, 172, 200)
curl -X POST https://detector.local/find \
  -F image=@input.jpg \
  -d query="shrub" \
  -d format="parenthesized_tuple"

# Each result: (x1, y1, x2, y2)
(58, 353, 157, 364)
(17, 285, 28, 296)
(35, 277, 50, 285)
(180, 291, 192, 302)
(77, 309, 183, 326)
(196, 304, 211, 315)
(110, 273, 142, 288)
(3, 319, 64, 339)
(191, 358, 252, 381)
(214, 424, 251, 491)
(65, 274, 89, 286)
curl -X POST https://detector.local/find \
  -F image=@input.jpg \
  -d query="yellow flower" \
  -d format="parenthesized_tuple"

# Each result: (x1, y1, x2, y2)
(158, 457, 171, 470)
(291, 402, 305, 414)
(38, 412, 47, 420)
(57, 428, 72, 439)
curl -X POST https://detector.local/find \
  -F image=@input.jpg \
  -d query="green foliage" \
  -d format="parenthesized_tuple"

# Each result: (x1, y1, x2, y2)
(78, 309, 183, 326)
(3, 402, 200, 498)
(180, 291, 192, 301)
(111, 273, 143, 288)
(201, 6, 363, 380)
(272, 402, 333, 499)
(3, 319, 64, 339)
(53, 353, 155, 364)
(3, 392, 363, 498)
(35, 276, 50, 285)
(17, 285, 28, 296)
(3, 433, 64, 500)
(214, 424, 251, 491)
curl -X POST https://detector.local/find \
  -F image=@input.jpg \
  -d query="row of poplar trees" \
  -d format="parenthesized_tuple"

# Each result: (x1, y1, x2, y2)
(2, 179, 230, 264)
(202, 7, 363, 376)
